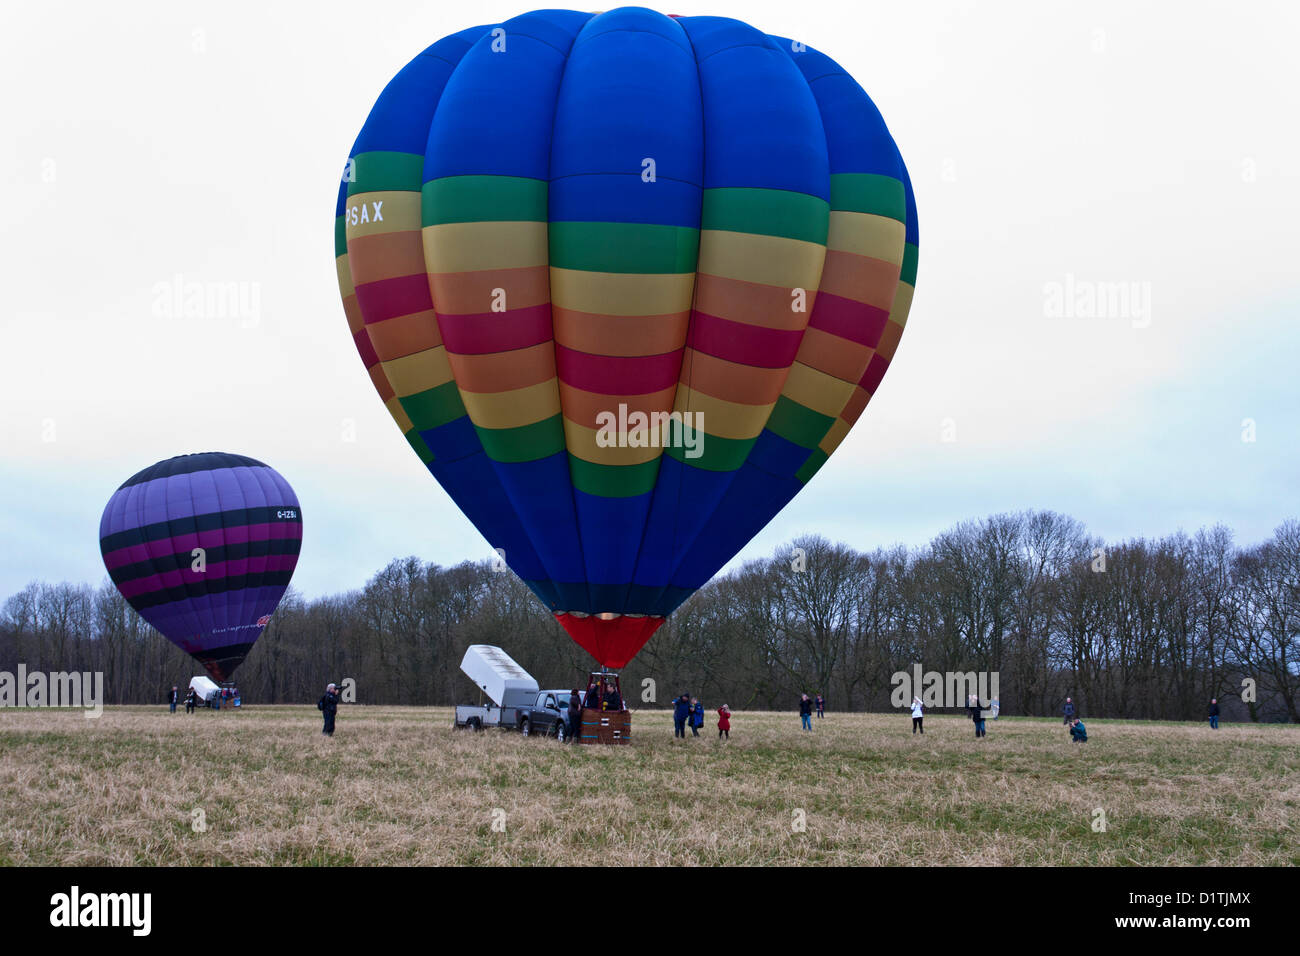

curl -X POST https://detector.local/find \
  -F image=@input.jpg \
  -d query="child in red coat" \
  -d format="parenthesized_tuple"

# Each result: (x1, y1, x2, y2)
(717, 705, 731, 739)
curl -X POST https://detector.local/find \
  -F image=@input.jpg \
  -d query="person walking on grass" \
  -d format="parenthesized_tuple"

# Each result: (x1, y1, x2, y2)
(799, 694, 813, 731)
(689, 698, 703, 736)
(184, 688, 196, 714)
(968, 694, 987, 738)
(1208, 698, 1220, 729)
(815, 694, 825, 718)
(1069, 716, 1088, 743)
(673, 693, 690, 739)
(1063, 697, 1075, 726)
(911, 695, 924, 734)
(717, 705, 731, 740)
(168, 685, 178, 714)
(318, 682, 340, 737)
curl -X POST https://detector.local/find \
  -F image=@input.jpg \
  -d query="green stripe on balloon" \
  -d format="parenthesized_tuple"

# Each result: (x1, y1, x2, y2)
(549, 222, 700, 274)
(399, 381, 466, 432)
(334, 215, 346, 258)
(701, 188, 829, 244)
(829, 173, 907, 221)
(475, 415, 566, 463)
(663, 433, 757, 472)
(568, 456, 660, 498)
(405, 430, 436, 464)
(766, 396, 836, 448)
(348, 151, 425, 195)
(794, 447, 828, 484)
(422, 175, 548, 225)
(901, 242, 919, 285)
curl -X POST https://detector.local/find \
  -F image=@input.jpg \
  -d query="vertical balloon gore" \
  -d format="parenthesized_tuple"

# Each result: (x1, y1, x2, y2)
(555, 613, 665, 670)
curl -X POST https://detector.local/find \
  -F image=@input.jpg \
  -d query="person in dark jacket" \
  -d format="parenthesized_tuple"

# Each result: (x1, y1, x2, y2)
(1069, 717, 1088, 743)
(689, 698, 703, 736)
(672, 694, 690, 738)
(1208, 698, 1220, 729)
(567, 690, 583, 742)
(318, 683, 340, 736)
(799, 694, 813, 731)
(968, 695, 987, 738)
(168, 686, 178, 714)
(815, 694, 825, 718)
(602, 682, 623, 712)
(1062, 697, 1075, 725)
(184, 688, 196, 714)
(583, 683, 602, 709)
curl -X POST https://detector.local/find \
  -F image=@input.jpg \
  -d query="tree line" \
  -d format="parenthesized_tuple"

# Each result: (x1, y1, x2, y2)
(2, 511, 1296, 721)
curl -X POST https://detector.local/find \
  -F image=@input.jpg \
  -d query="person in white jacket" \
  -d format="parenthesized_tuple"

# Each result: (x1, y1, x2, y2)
(911, 696, 924, 734)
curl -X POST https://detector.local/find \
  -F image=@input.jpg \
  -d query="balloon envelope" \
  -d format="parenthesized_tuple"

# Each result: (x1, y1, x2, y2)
(336, 8, 918, 668)
(99, 453, 303, 682)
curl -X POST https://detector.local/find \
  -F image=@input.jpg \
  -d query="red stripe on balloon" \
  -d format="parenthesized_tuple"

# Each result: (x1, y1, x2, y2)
(807, 292, 890, 349)
(555, 344, 681, 396)
(117, 555, 300, 599)
(437, 304, 553, 355)
(686, 310, 804, 369)
(354, 273, 433, 324)
(101, 524, 303, 571)
(353, 328, 379, 368)
(859, 353, 890, 393)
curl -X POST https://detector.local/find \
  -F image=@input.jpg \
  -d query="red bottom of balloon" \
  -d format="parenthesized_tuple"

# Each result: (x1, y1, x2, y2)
(555, 613, 664, 669)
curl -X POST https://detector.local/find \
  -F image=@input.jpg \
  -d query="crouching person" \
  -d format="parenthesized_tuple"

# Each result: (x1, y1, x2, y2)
(1069, 717, 1087, 743)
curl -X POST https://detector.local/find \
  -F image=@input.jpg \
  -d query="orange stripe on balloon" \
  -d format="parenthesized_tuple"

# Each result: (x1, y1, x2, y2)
(447, 342, 557, 393)
(553, 307, 689, 357)
(347, 231, 427, 286)
(365, 309, 442, 362)
(677, 348, 787, 405)
(692, 274, 814, 331)
(428, 266, 551, 315)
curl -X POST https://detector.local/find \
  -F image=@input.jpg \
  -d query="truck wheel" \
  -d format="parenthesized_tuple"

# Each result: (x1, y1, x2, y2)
(521, 718, 531, 737)
(468, 718, 481, 732)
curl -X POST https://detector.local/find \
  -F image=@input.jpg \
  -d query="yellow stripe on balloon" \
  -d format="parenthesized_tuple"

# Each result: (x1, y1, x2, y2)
(891, 281, 916, 329)
(384, 396, 415, 433)
(459, 379, 561, 429)
(379, 346, 455, 398)
(826, 212, 905, 265)
(550, 269, 695, 317)
(563, 418, 664, 466)
(697, 230, 826, 290)
(336, 255, 355, 301)
(423, 222, 548, 273)
(782, 362, 858, 418)
(818, 416, 852, 456)
(343, 191, 421, 241)
(672, 385, 773, 440)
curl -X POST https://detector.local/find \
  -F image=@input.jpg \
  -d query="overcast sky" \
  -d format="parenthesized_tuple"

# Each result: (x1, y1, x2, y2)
(2, 0, 1297, 601)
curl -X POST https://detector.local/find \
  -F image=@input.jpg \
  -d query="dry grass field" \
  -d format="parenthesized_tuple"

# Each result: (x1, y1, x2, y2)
(1, 706, 1296, 866)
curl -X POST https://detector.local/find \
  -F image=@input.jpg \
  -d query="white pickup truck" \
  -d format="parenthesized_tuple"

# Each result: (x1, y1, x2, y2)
(453, 645, 573, 739)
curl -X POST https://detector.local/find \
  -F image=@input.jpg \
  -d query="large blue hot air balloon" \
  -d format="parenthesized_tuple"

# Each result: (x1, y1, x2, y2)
(99, 453, 303, 682)
(336, 8, 917, 669)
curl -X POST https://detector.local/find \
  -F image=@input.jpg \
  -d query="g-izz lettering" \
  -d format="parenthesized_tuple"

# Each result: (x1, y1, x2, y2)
(276, 509, 298, 519)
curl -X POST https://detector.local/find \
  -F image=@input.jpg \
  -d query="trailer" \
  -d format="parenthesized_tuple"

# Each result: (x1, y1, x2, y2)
(453, 644, 539, 731)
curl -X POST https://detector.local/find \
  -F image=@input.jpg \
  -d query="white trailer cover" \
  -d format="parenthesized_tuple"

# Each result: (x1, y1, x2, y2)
(189, 675, 220, 701)
(459, 645, 538, 708)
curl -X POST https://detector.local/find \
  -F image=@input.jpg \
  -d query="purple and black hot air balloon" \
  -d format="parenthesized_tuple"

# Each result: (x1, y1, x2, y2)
(99, 453, 303, 683)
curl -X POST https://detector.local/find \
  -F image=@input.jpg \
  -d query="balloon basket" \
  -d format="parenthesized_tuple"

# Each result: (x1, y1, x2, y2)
(578, 708, 631, 745)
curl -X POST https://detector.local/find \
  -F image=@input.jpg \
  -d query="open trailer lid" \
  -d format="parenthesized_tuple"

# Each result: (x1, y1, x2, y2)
(459, 644, 538, 707)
